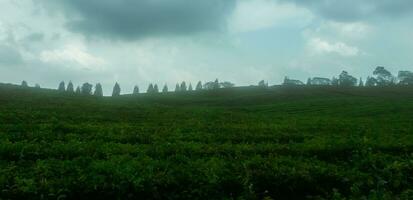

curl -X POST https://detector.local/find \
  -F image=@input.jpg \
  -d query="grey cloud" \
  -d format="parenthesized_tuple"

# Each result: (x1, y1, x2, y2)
(283, 0, 413, 22)
(0, 45, 23, 66)
(38, 0, 236, 40)
(24, 33, 45, 42)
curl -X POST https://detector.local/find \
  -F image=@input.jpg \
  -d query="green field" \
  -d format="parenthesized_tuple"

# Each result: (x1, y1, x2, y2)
(1, 84, 413, 199)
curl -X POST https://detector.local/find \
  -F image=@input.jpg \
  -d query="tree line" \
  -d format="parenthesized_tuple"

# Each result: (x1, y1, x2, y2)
(19, 66, 413, 97)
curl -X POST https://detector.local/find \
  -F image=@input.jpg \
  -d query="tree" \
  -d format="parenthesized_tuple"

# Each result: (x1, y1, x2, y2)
(365, 76, 377, 87)
(147, 84, 154, 93)
(133, 86, 139, 94)
(35, 84, 41, 88)
(213, 79, 220, 90)
(220, 81, 235, 88)
(311, 77, 331, 85)
(67, 81, 74, 93)
(81, 83, 93, 95)
(338, 71, 357, 86)
(373, 66, 394, 86)
(398, 71, 413, 85)
(75, 86, 81, 94)
(196, 81, 203, 90)
(306, 78, 312, 85)
(153, 84, 159, 93)
(175, 83, 180, 92)
(331, 77, 339, 86)
(258, 80, 268, 88)
(358, 78, 364, 87)
(112, 82, 121, 97)
(162, 84, 168, 93)
(94, 83, 103, 97)
(180, 81, 187, 92)
(283, 77, 304, 85)
(188, 83, 193, 91)
(21, 81, 28, 87)
(58, 81, 66, 92)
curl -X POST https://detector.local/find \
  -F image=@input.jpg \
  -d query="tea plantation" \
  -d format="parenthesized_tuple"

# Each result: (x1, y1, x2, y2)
(1, 84, 413, 199)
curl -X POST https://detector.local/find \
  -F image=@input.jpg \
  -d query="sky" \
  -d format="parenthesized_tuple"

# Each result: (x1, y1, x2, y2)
(0, 0, 412, 95)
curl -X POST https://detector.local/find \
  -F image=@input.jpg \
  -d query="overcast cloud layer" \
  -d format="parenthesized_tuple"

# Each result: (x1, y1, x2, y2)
(1, 0, 412, 95)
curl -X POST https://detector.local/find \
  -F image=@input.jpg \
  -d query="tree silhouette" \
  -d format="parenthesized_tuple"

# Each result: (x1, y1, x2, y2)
(365, 76, 377, 87)
(180, 81, 187, 92)
(306, 78, 312, 85)
(213, 79, 220, 90)
(154, 84, 159, 93)
(373, 66, 395, 86)
(21, 81, 28, 87)
(75, 86, 81, 94)
(258, 80, 268, 88)
(398, 71, 413, 85)
(338, 71, 357, 86)
(133, 86, 139, 94)
(358, 78, 364, 87)
(220, 81, 235, 88)
(112, 82, 121, 97)
(196, 81, 203, 90)
(58, 81, 66, 92)
(81, 83, 93, 95)
(35, 84, 41, 89)
(162, 84, 168, 93)
(147, 84, 154, 93)
(188, 83, 193, 91)
(175, 83, 180, 92)
(331, 77, 339, 86)
(67, 81, 74, 93)
(94, 83, 103, 97)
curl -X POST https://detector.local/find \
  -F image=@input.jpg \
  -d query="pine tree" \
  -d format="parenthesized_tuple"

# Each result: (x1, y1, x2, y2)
(358, 78, 364, 87)
(307, 78, 312, 85)
(180, 81, 187, 92)
(112, 82, 121, 97)
(188, 83, 193, 91)
(21, 81, 28, 87)
(175, 83, 180, 92)
(196, 81, 203, 90)
(162, 84, 168, 93)
(153, 84, 159, 93)
(147, 84, 154, 93)
(67, 81, 74, 93)
(75, 86, 81, 94)
(58, 81, 66, 92)
(133, 86, 139, 94)
(213, 79, 220, 90)
(94, 83, 103, 97)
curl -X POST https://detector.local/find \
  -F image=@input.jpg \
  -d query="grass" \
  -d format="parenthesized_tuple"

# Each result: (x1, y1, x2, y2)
(1, 83, 413, 199)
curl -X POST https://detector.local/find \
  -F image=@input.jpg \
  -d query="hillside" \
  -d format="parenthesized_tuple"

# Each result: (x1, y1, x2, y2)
(1, 83, 413, 199)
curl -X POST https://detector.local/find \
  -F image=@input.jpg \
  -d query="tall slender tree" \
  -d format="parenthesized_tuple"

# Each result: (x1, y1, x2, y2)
(75, 86, 81, 94)
(175, 83, 180, 92)
(358, 78, 364, 87)
(306, 78, 312, 85)
(147, 84, 154, 93)
(180, 81, 187, 91)
(21, 81, 28, 87)
(162, 84, 168, 93)
(94, 83, 103, 97)
(67, 81, 74, 93)
(133, 86, 139, 94)
(196, 81, 203, 90)
(112, 82, 121, 97)
(153, 84, 159, 93)
(58, 81, 66, 92)
(213, 79, 220, 90)
(188, 83, 193, 91)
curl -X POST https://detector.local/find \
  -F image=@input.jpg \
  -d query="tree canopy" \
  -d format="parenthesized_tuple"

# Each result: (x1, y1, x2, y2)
(112, 83, 121, 97)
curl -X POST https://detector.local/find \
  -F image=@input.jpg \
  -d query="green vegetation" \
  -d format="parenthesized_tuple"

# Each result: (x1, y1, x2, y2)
(1, 83, 413, 199)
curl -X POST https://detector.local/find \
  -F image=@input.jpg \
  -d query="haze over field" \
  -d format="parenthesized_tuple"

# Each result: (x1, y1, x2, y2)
(1, 0, 413, 94)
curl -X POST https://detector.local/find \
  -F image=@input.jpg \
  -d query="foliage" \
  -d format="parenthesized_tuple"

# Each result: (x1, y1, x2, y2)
(1, 83, 413, 199)
(94, 83, 103, 97)
(112, 83, 121, 97)
(81, 83, 93, 95)
(58, 81, 66, 92)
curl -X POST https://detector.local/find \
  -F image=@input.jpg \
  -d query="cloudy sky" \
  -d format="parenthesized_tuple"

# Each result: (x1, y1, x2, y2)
(0, 0, 412, 94)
